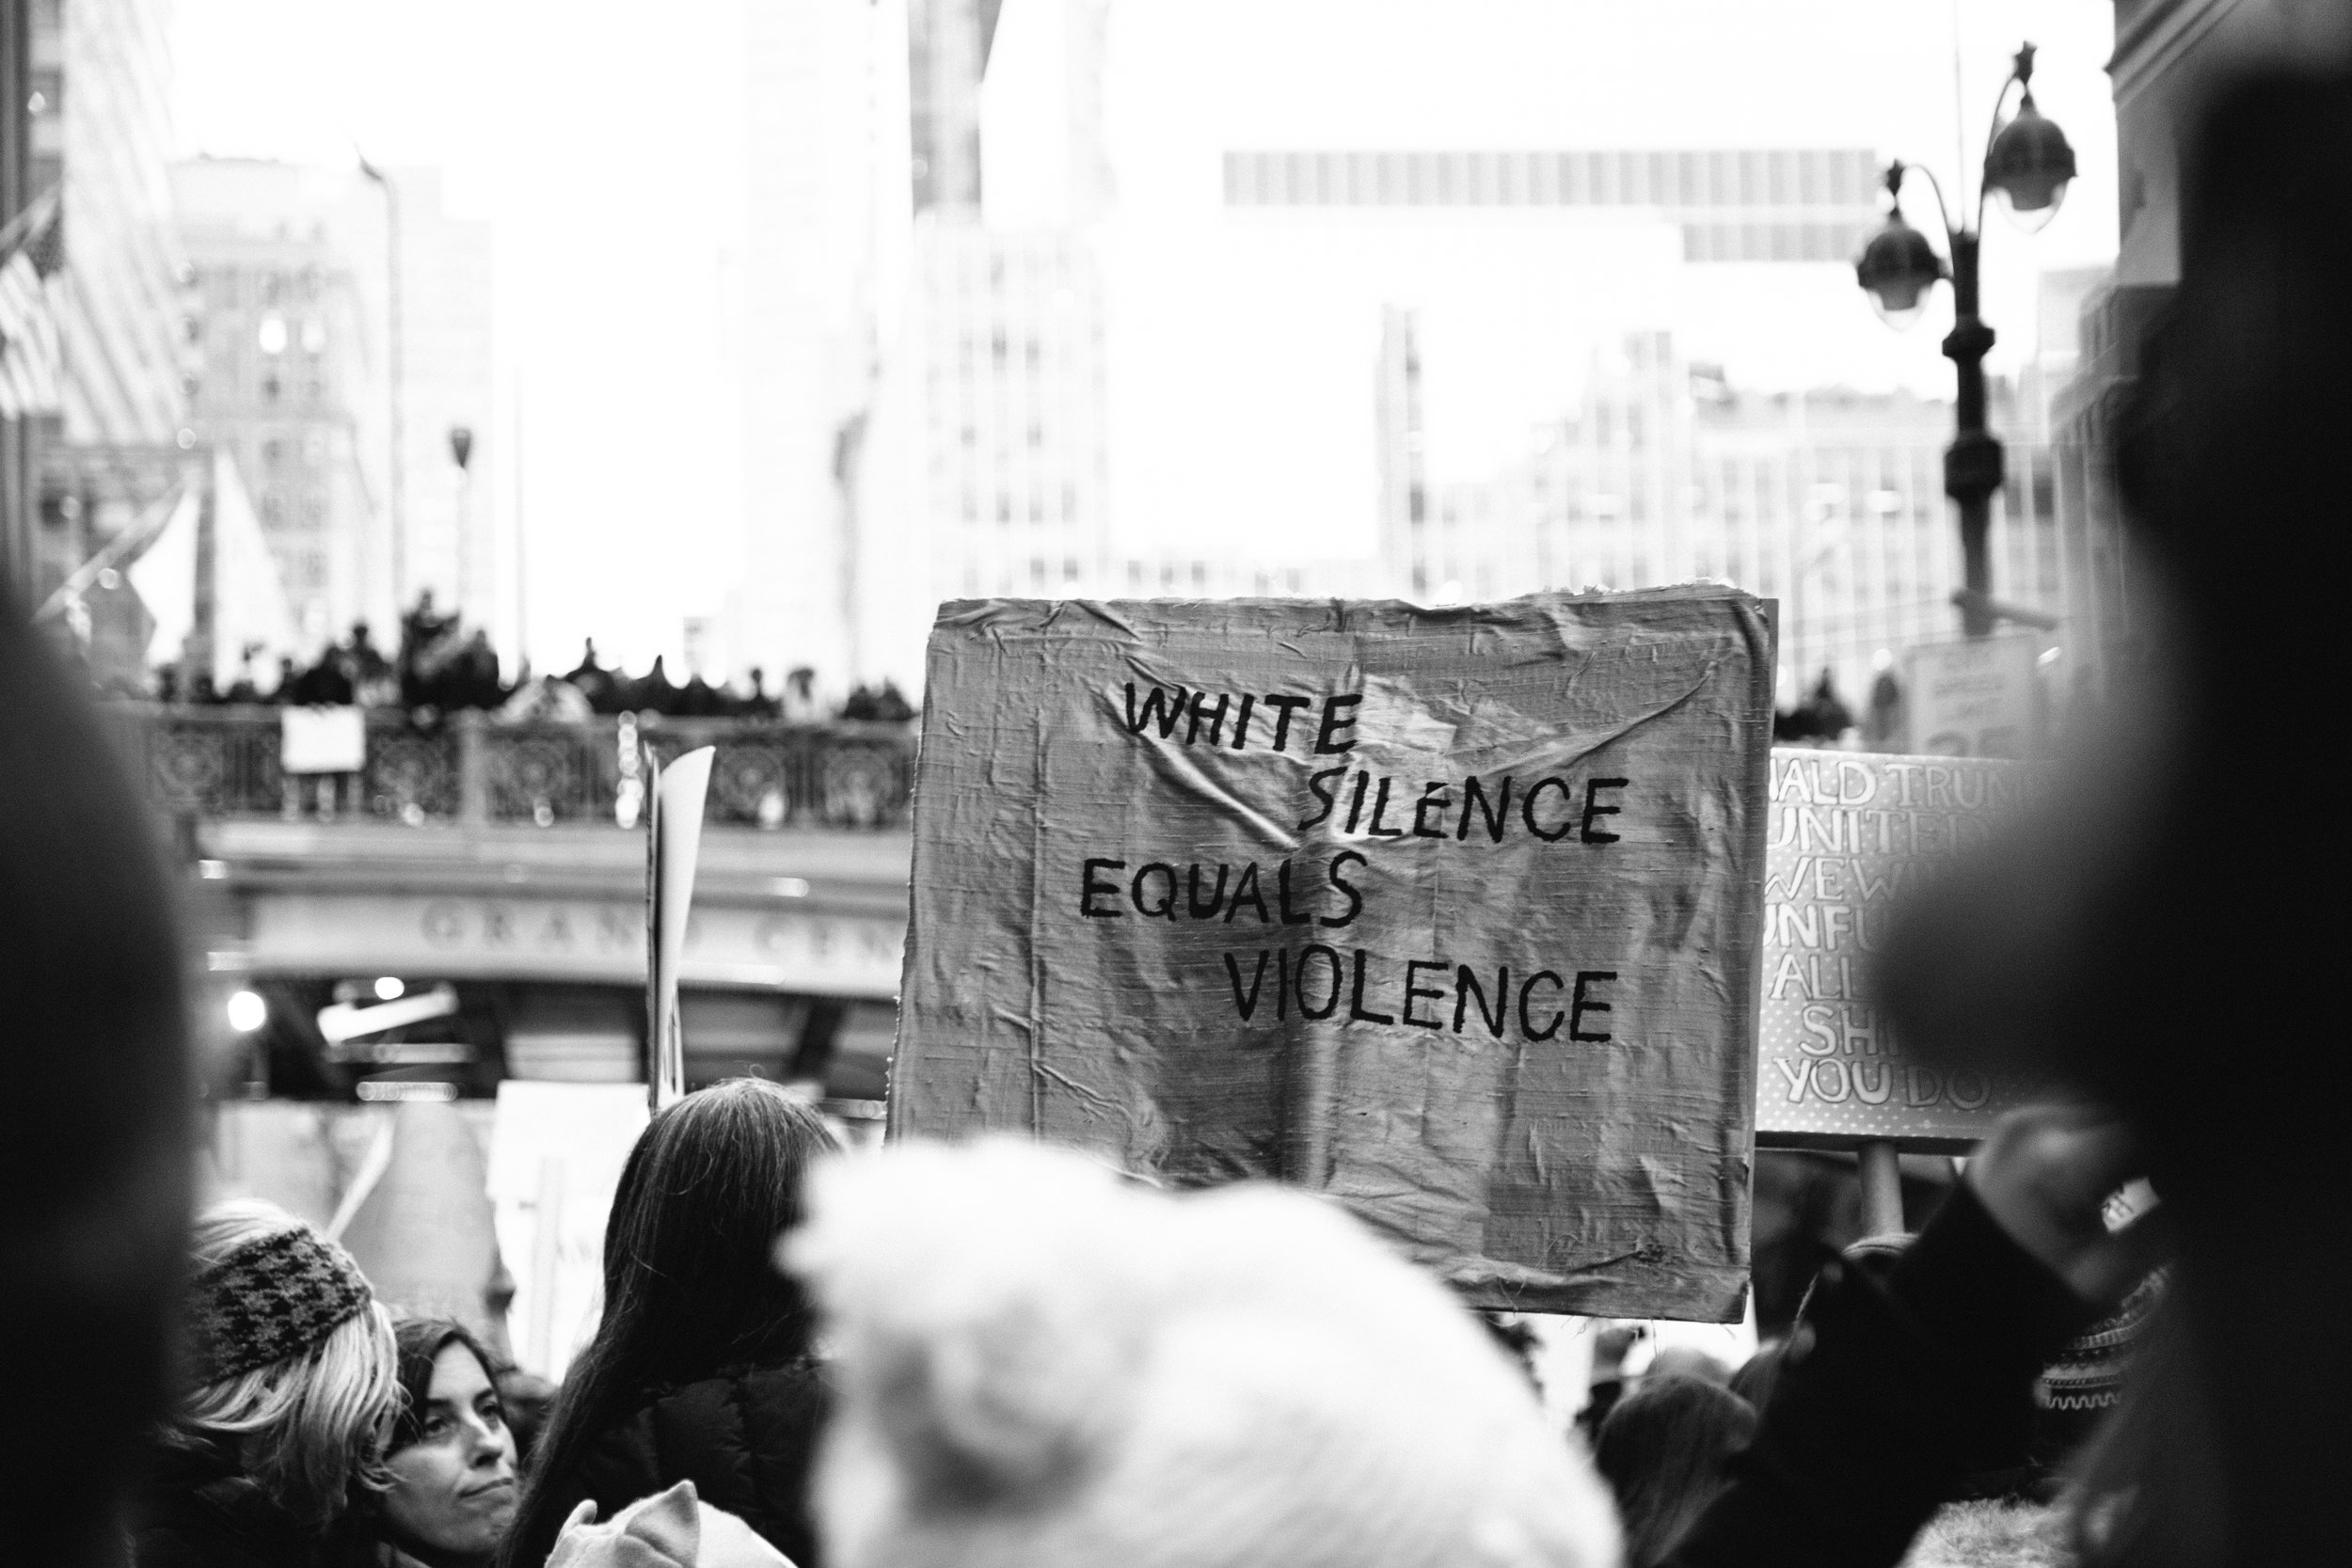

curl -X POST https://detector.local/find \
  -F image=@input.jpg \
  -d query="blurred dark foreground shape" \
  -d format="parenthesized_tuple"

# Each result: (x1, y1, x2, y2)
(1867, 59, 2352, 1567)
(0, 607, 194, 1566)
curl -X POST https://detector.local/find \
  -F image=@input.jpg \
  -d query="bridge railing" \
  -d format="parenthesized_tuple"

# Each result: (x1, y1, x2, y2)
(101, 705, 916, 831)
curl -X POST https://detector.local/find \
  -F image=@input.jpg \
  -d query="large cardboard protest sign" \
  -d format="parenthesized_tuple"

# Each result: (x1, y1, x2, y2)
(1757, 749, 2043, 1150)
(894, 588, 1774, 1321)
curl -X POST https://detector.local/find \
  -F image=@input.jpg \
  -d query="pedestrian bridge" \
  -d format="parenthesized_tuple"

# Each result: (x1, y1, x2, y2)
(109, 705, 914, 1103)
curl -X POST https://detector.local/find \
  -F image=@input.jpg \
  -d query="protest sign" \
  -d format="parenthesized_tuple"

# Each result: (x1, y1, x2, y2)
(280, 705, 365, 774)
(486, 1082, 648, 1380)
(1902, 633, 2043, 757)
(1756, 749, 2043, 1150)
(894, 588, 1774, 1321)
(644, 746, 714, 1113)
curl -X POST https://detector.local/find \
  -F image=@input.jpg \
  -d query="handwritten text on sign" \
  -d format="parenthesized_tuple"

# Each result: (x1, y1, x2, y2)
(893, 590, 1774, 1321)
(1756, 750, 2043, 1148)
(1084, 683, 1629, 1044)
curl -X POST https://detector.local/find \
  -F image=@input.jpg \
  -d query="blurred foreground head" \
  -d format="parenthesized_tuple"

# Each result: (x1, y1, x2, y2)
(784, 1140, 1619, 1568)
(0, 610, 191, 1564)
(1877, 62, 2352, 1564)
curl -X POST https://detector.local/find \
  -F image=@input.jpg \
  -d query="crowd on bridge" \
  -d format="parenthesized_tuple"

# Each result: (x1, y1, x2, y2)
(141, 593, 917, 726)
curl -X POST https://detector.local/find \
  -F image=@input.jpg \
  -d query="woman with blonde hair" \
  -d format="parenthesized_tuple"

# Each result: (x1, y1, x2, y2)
(135, 1199, 399, 1568)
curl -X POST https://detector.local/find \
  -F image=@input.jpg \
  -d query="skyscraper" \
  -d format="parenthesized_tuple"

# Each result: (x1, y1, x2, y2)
(170, 158, 492, 653)
(724, 0, 896, 692)
(388, 166, 493, 639)
(2044, 0, 2351, 695)
(172, 158, 384, 648)
(1377, 325, 2059, 705)
(7, 0, 190, 609)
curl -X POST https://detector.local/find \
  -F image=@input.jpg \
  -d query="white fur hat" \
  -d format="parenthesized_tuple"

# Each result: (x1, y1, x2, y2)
(780, 1140, 1620, 1568)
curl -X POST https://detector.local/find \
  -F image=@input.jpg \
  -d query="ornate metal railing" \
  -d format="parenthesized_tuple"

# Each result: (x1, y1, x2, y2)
(101, 705, 916, 831)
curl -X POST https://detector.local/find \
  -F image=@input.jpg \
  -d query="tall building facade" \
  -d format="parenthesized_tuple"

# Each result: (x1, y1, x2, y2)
(913, 226, 1110, 601)
(172, 159, 385, 648)
(907, 0, 999, 214)
(388, 166, 493, 638)
(1379, 324, 2062, 705)
(7, 0, 189, 608)
(1225, 147, 1886, 264)
(2043, 0, 2352, 692)
(724, 0, 895, 692)
(172, 159, 491, 651)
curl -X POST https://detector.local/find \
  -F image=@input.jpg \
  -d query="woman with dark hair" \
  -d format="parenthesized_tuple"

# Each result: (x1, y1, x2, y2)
(370, 1320, 516, 1568)
(1594, 1378, 1757, 1568)
(501, 1080, 840, 1568)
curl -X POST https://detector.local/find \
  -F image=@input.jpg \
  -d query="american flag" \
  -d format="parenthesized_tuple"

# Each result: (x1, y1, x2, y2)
(0, 228, 62, 420)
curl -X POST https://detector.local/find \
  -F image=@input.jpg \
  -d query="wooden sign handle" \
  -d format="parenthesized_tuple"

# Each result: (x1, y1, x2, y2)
(1857, 1137, 1905, 1236)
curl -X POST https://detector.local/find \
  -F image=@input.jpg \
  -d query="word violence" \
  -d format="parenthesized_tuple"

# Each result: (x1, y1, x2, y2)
(1219, 946, 1618, 1044)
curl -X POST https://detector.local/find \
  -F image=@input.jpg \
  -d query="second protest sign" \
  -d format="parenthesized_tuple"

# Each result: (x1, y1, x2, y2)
(894, 587, 1774, 1320)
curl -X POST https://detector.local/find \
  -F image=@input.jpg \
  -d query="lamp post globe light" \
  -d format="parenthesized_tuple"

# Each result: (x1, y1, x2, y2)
(1856, 42, 2076, 640)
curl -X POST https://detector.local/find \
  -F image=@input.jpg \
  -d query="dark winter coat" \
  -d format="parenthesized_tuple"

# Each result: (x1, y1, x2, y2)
(540, 1359, 828, 1568)
(130, 1439, 366, 1568)
(1663, 1181, 2095, 1568)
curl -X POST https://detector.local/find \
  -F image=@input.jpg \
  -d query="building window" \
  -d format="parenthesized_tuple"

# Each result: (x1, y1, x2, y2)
(262, 374, 281, 404)
(301, 318, 326, 355)
(258, 315, 288, 355)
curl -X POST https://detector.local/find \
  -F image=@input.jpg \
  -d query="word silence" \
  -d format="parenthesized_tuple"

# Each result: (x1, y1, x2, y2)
(895, 590, 1774, 1322)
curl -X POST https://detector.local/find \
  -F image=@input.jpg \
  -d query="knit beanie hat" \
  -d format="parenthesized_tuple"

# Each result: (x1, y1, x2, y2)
(781, 1140, 1621, 1568)
(188, 1224, 374, 1386)
(2035, 1265, 2166, 1459)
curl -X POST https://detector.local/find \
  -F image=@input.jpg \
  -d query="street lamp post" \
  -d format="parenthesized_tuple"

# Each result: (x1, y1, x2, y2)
(449, 424, 473, 625)
(358, 155, 405, 618)
(1848, 45, 2075, 1240)
(1855, 42, 2077, 642)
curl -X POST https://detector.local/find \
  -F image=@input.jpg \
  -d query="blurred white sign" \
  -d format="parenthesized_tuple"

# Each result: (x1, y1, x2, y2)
(1902, 635, 2042, 758)
(486, 1082, 648, 1380)
(281, 705, 366, 774)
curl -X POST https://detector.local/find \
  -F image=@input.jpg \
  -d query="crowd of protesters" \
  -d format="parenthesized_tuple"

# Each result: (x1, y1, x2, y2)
(143, 592, 916, 726)
(2, 62, 2345, 1568)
